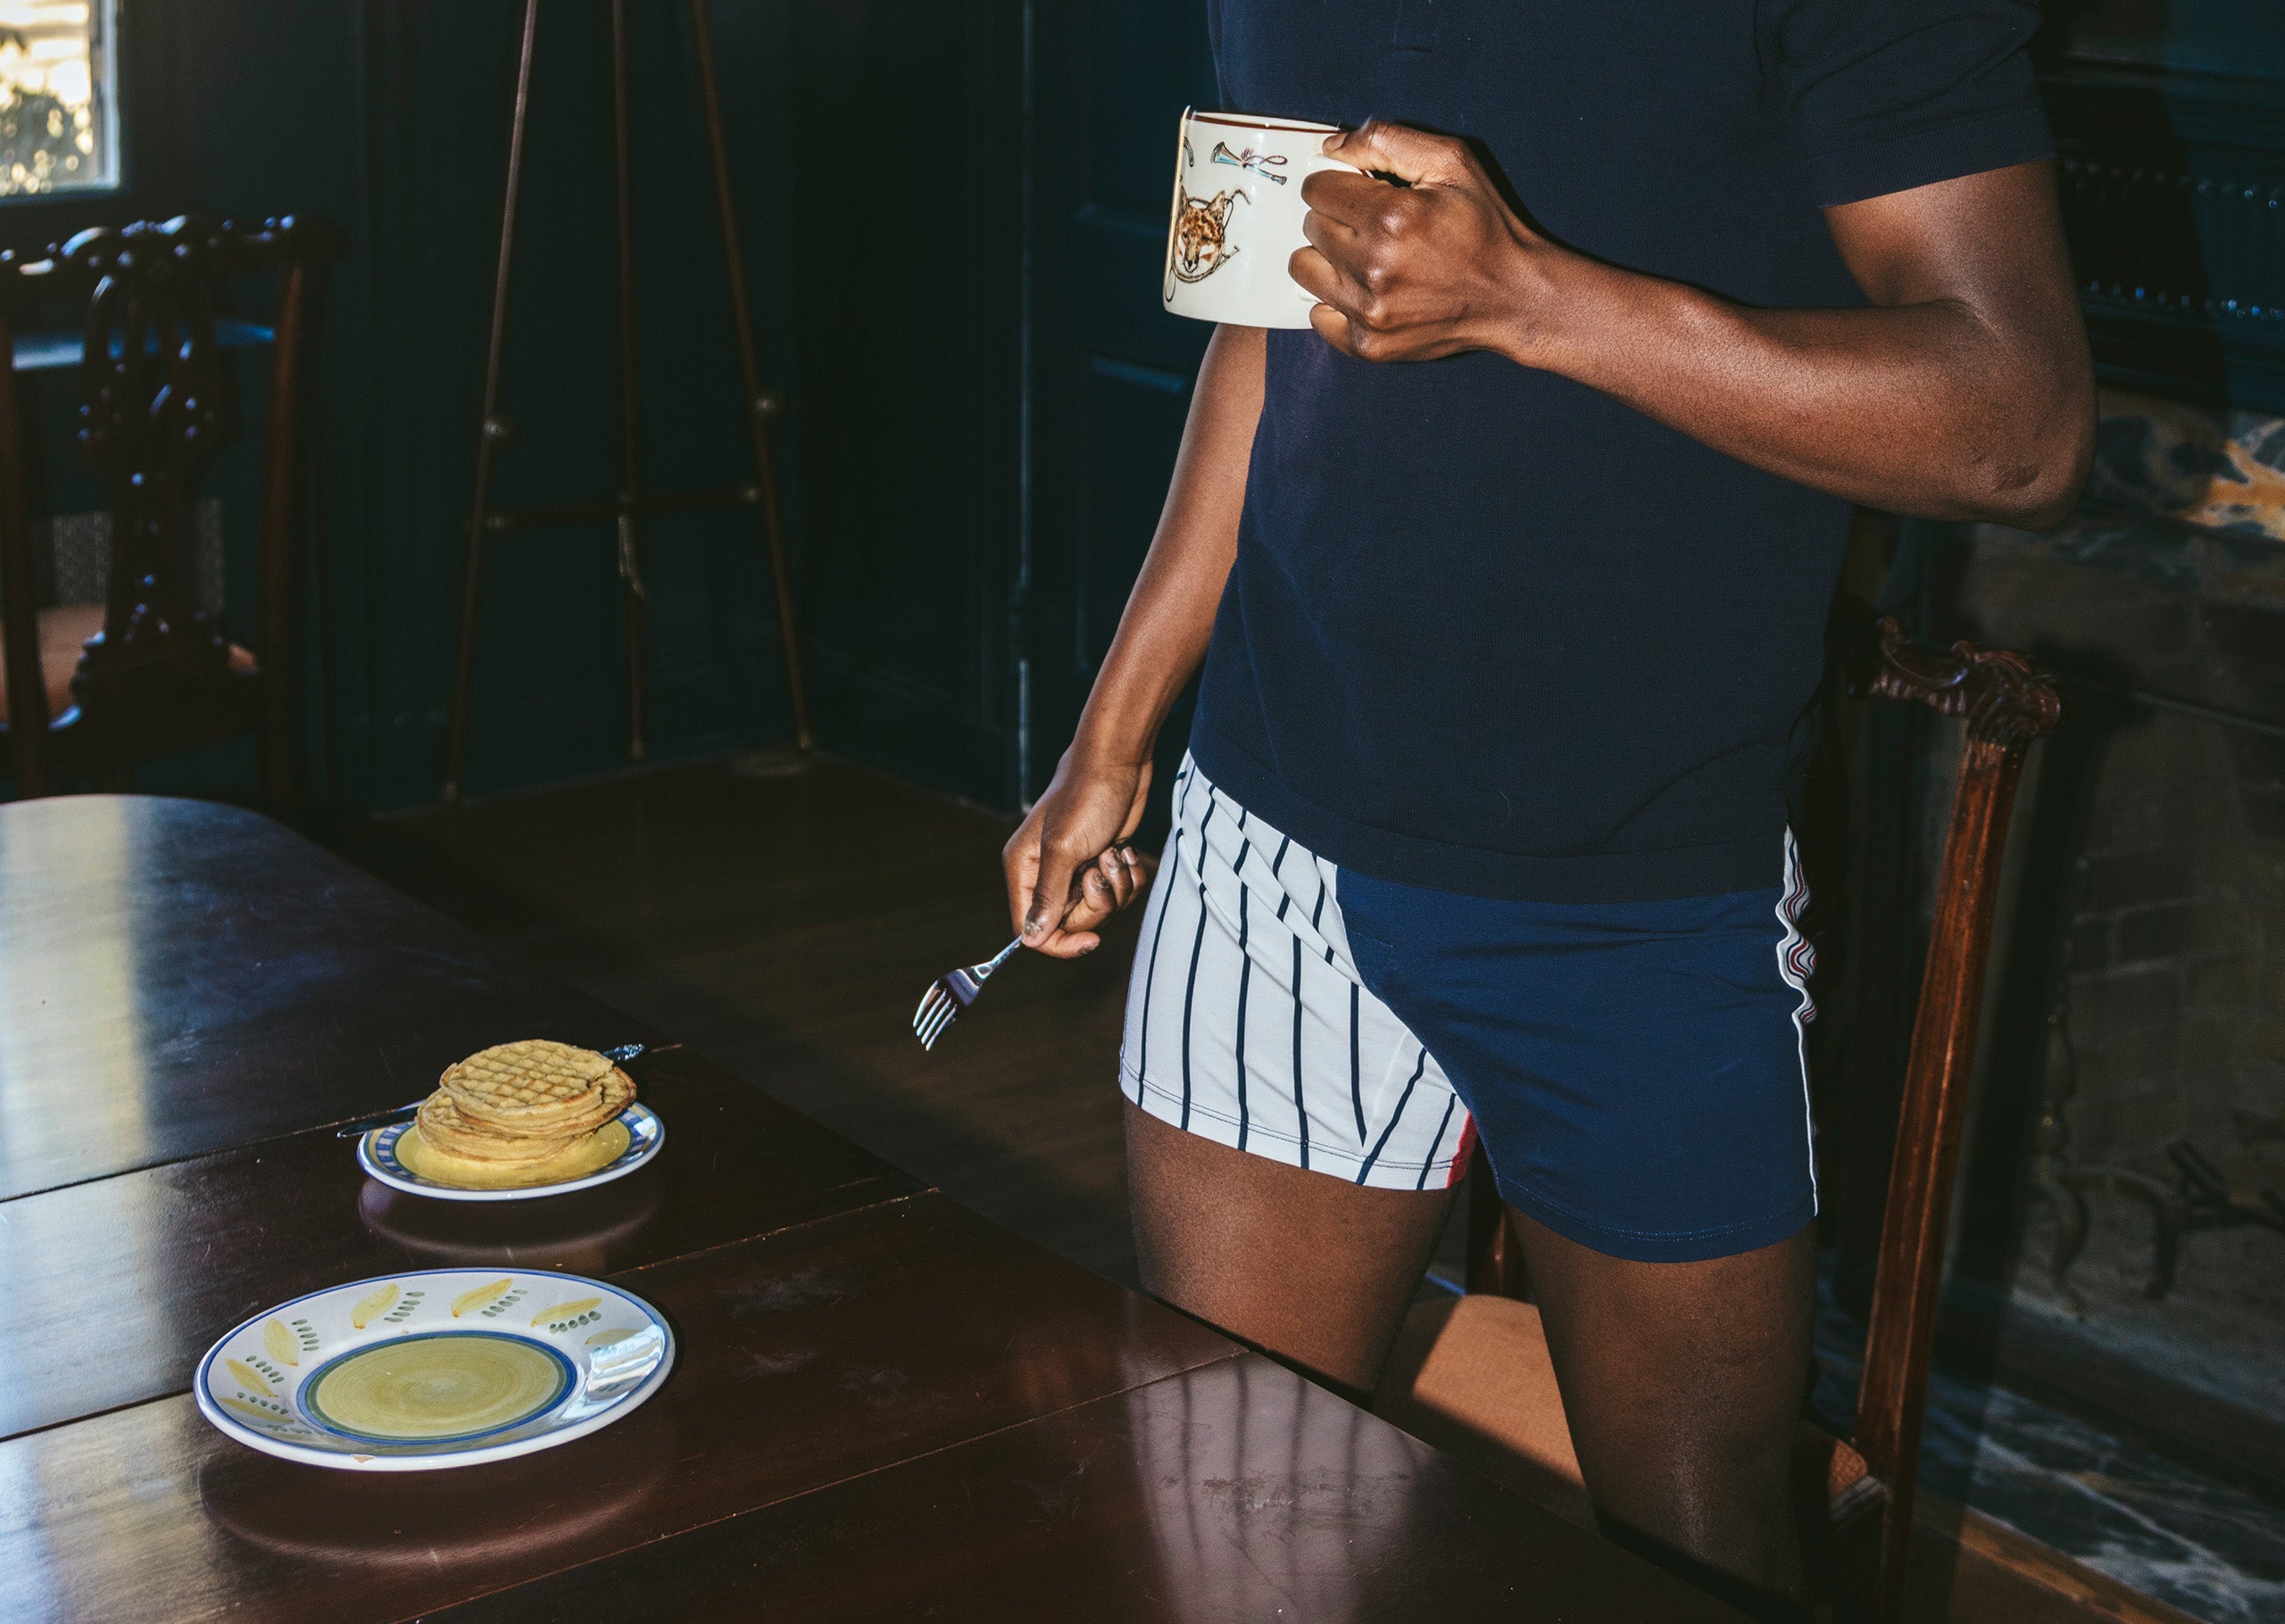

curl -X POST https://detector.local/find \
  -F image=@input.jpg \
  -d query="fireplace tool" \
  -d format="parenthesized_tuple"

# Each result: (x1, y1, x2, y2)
(2034, 865, 2285, 1303)
(439, 0, 811, 805)
(2030, 854, 2189, 1303)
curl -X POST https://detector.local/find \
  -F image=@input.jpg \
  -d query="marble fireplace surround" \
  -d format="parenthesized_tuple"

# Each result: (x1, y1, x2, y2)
(1791, 391, 2285, 1622)
(2088, 390, 2285, 547)
(1933, 388, 2285, 1501)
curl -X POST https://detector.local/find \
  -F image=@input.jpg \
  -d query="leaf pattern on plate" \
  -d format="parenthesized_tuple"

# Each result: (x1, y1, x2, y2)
(261, 1319, 299, 1367)
(450, 1278, 513, 1318)
(531, 1297, 601, 1330)
(350, 1281, 401, 1330)
(224, 1357, 277, 1393)
(220, 1396, 295, 1429)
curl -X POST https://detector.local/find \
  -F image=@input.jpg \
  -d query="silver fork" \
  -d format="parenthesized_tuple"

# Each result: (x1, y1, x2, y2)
(912, 938, 1023, 1051)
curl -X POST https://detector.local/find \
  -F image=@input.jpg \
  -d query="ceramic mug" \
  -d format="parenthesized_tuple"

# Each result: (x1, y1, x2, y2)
(1162, 108, 1357, 328)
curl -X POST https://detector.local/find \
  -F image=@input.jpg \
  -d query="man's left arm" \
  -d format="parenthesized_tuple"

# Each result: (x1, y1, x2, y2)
(1292, 122, 2096, 529)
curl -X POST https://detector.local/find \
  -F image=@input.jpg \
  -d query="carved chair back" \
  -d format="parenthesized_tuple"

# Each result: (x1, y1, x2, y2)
(1459, 617, 2062, 1621)
(0, 215, 343, 804)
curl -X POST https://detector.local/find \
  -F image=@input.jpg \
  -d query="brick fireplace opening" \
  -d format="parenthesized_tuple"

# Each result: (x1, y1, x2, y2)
(1799, 393, 2285, 1622)
(1916, 389, 2285, 1503)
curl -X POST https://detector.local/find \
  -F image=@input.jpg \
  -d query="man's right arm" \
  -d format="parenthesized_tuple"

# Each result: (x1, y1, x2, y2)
(1001, 322, 1267, 957)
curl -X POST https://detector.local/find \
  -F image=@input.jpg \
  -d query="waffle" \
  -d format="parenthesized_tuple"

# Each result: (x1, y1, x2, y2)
(415, 1090, 592, 1167)
(405, 1040, 639, 1181)
(440, 1040, 619, 1133)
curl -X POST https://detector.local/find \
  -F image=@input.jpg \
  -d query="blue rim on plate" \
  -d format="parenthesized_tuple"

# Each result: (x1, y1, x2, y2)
(195, 1268, 676, 1471)
(357, 1101, 664, 1203)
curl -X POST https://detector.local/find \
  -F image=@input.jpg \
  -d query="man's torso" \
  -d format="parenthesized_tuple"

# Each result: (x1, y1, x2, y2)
(1192, 0, 2045, 902)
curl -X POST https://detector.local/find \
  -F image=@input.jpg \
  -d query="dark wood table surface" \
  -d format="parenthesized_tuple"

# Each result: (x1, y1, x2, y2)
(0, 795, 656, 1199)
(0, 797, 1741, 1622)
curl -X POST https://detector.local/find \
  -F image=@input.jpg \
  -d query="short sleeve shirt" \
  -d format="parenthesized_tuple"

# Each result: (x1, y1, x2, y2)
(1191, 0, 2051, 901)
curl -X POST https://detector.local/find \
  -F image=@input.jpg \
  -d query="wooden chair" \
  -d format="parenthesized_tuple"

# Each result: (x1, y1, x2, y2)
(0, 215, 343, 807)
(1376, 617, 2063, 1623)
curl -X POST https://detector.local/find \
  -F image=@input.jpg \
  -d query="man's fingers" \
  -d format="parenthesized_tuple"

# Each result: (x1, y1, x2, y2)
(1076, 857, 1118, 917)
(1309, 300, 1363, 356)
(1291, 244, 1368, 319)
(1026, 920, 1101, 959)
(1040, 854, 1115, 955)
(1289, 243, 1337, 302)
(1100, 846, 1138, 911)
(1002, 825, 1041, 939)
(1027, 832, 1153, 948)
(1323, 119, 1471, 186)
(1068, 846, 1141, 924)
(1299, 167, 1389, 228)
(1052, 844, 1149, 956)
(1025, 835, 1083, 943)
(1300, 203, 1363, 262)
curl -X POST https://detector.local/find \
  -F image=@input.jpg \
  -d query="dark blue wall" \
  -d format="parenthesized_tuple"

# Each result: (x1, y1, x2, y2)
(14, 2, 2270, 818)
(341, 1, 811, 808)
(5, 0, 1026, 814)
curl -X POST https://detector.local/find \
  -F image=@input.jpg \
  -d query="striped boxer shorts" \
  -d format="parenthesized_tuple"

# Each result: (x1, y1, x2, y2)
(1118, 753, 1820, 1263)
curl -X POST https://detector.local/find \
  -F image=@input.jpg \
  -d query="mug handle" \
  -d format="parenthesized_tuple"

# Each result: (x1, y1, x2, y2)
(1300, 137, 1362, 184)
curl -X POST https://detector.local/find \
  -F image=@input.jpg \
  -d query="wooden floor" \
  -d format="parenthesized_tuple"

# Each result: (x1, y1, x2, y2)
(345, 754, 2190, 1624)
(350, 755, 1149, 1284)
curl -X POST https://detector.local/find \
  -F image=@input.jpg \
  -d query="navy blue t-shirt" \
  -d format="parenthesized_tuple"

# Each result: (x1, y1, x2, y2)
(1189, 0, 2051, 901)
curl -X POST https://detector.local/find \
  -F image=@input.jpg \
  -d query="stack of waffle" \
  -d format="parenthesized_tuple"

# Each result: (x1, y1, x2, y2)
(415, 1040, 636, 1172)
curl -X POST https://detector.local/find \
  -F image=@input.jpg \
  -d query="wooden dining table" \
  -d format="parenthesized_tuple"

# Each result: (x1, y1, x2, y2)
(0, 794, 1742, 1621)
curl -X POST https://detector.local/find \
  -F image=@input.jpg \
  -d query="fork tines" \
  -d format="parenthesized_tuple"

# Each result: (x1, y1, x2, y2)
(911, 973, 974, 1051)
(911, 938, 1023, 1051)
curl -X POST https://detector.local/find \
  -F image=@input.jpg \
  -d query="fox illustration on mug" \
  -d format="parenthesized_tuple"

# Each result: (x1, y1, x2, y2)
(1166, 133, 1251, 296)
(1168, 184, 1248, 288)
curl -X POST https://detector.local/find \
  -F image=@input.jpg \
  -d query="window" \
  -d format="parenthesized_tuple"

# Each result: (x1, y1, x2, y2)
(0, 0, 113, 197)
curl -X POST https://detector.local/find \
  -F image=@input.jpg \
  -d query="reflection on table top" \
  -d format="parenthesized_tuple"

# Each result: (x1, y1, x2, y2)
(0, 795, 652, 1199)
(432, 1353, 1725, 1624)
(0, 796, 1743, 1623)
(0, 1196, 1239, 1623)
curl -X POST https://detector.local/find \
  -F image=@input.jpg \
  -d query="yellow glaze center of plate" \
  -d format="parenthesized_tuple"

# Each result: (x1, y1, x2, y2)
(307, 1335, 567, 1441)
(395, 1118, 632, 1189)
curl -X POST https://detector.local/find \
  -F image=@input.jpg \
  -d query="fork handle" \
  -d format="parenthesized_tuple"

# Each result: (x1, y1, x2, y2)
(985, 937, 1024, 974)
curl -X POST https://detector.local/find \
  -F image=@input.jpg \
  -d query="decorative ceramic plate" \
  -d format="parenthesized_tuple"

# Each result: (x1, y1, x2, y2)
(357, 1102, 664, 1203)
(195, 1269, 674, 1471)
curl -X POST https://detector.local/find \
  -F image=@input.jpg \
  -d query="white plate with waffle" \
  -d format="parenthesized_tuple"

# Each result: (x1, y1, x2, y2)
(195, 1269, 675, 1470)
(355, 1040, 667, 1203)
(360, 1101, 663, 1202)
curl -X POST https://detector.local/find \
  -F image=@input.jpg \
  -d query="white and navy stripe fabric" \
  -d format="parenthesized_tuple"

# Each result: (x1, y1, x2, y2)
(1122, 753, 1821, 1263)
(1120, 757, 1475, 1192)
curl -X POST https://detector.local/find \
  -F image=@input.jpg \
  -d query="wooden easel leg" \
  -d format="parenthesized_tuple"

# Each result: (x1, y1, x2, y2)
(610, 0, 649, 764)
(441, 0, 542, 806)
(446, 0, 807, 793)
(689, 0, 814, 755)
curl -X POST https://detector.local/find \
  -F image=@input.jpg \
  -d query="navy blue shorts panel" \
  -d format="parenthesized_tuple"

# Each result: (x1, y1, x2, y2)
(1335, 847, 1817, 1264)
